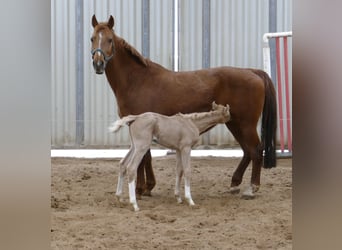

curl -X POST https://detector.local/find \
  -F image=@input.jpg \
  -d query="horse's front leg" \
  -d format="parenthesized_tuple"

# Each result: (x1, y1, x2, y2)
(136, 160, 145, 199)
(143, 150, 156, 196)
(136, 151, 155, 197)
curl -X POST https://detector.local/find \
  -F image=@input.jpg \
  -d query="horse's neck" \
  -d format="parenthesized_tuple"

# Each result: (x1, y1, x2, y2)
(105, 36, 148, 91)
(188, 113, 223, 133)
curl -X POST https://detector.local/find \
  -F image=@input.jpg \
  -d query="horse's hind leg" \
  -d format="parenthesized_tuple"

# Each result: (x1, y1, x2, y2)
(230, 152, 251, 194)
(229, 123, 263, 198)
(242, 131, 263, 199)
(226, 123, 251, 194)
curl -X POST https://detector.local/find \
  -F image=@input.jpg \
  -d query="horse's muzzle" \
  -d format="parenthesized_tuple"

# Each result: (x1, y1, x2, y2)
(93, 60, 105, 74)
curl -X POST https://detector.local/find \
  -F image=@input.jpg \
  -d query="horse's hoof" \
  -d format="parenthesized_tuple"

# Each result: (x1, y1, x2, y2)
(142, 190, 152, 197)
(229, 186, 240, 194)
(251, 184, 260, 193)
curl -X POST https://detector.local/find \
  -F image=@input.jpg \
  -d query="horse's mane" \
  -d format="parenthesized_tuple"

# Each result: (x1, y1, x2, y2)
(115, 35, 149, 67)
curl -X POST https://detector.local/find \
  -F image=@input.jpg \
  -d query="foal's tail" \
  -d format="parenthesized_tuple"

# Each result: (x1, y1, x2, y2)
(108, 115, 137, 133)
(253, 69, 277, 168)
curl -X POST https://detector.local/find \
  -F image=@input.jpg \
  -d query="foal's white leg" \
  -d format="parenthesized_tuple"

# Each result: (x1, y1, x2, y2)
(181, 148, 195, 206)
(115, 147, 133, 202)
(174, 150, 183, 204)
(128, 180, 139, 211)
(184, 178, 195, 206)
(126, 145, 150, 212)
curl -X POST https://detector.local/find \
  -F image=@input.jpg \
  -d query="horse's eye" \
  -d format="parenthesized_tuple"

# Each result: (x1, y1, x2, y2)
(90, 37, 94, 42)
(108, 38, 113, 43)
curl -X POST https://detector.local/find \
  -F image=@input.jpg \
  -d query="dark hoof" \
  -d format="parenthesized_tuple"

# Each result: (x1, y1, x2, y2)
(142, 190, 152, 196)
(229, 186, 240, 194)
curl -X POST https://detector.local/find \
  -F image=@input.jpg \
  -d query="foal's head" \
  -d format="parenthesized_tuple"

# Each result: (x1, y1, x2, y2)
(91, 15, 115, 74)
(211, 102, 230, 123)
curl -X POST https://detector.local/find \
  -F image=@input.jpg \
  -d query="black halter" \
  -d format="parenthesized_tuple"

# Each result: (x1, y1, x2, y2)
(91, 43, 114, 63)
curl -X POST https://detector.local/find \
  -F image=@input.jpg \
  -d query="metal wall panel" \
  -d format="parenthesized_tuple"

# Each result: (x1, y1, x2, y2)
(179, 0, 203, 71)
(51, 0, 77, 147)
(51, 0, 292, 148)
(210, 0, 269, 68)
(150, 0, 174, 68)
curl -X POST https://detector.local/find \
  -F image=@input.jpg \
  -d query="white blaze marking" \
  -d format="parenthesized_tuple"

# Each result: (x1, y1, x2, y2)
(96, 32, 103, 57)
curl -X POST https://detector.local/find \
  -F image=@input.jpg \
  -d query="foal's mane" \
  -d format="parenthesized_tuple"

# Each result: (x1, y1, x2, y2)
(115, 35, 149, 67)
(178, 111, 218, 120)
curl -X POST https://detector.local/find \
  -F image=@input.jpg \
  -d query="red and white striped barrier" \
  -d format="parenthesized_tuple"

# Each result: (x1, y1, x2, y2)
(263, 31, 292, 154)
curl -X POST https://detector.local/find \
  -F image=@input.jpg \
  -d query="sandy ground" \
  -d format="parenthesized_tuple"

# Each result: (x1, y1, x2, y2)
(51, 156, 292, 250)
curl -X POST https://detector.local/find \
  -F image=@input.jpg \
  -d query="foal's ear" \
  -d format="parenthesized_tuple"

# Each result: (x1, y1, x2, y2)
(212, 101, 218, 109)
(92, 15, 98, 28)
(108, 15, 115, 29)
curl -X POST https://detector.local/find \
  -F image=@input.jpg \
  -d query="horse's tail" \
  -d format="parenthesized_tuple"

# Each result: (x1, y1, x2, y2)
(108, 115, 137, 133)
(253, 69, 277, 168)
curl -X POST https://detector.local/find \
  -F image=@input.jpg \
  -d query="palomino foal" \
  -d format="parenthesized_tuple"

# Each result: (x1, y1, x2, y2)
(109, 102, 230, 211)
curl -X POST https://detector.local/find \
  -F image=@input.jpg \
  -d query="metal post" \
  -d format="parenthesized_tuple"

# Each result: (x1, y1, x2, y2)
(202, 0, 211, 146)
(269, 0, 277, 85)
(75, 0, 84, 146)
(142, 0, 150, 58)
(202, 0, 210, 69)
(172, 0, 179, 71)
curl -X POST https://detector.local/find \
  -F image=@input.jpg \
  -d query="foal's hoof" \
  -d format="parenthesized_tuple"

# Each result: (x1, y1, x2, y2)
(241, 185, 259, 199)
(189, 203, 200, 210)
(241, 192, 255, 200)
(229, 186, 240, 194)
(116, 195, 124, 203)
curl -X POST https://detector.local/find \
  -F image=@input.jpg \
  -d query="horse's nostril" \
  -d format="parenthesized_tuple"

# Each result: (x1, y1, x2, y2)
(93, 60, 104, 69)
(97, 60, 103, 67)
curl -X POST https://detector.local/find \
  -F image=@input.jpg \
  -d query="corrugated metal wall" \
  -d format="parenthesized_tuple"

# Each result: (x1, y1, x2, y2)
(51, 0, 292, 148)
(51, 0, 77, 147)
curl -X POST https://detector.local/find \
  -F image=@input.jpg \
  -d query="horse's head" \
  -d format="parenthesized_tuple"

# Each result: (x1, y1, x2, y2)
(211, 101, 230, 122)
(91, 15, 115, 74)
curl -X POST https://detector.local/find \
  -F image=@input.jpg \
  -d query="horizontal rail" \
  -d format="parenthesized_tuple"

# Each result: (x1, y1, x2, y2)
(263, 31, 292, 43)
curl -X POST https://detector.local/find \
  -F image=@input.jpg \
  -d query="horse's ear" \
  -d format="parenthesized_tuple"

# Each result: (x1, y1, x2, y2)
(92, 15, 98, 28)
(108, 15, 115, 29)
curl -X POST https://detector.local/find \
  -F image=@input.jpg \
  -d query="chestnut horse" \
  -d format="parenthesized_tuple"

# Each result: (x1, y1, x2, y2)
(90, 15, 277, 198)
